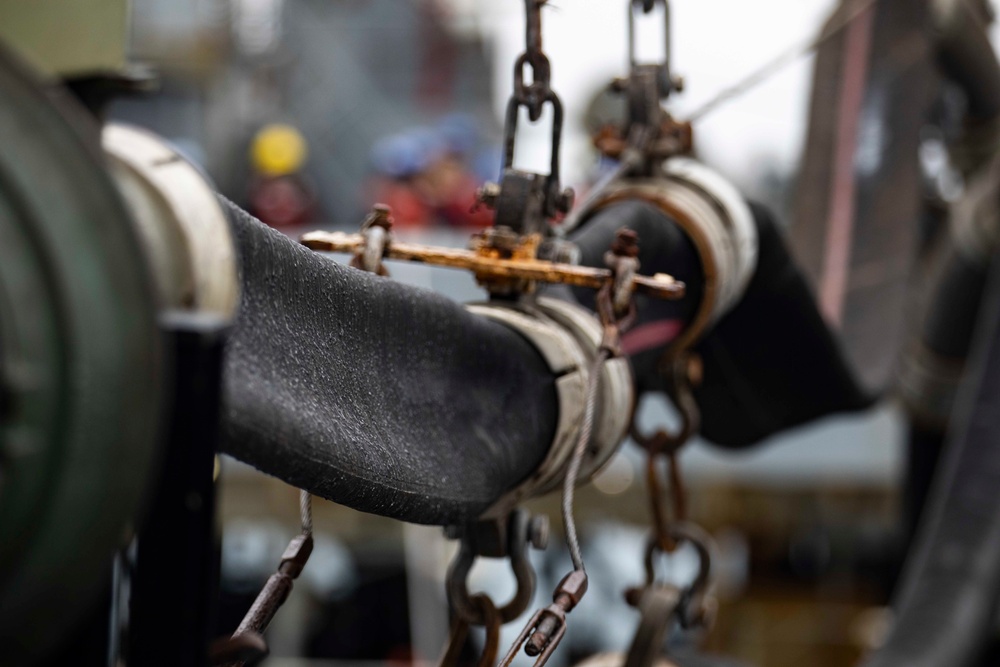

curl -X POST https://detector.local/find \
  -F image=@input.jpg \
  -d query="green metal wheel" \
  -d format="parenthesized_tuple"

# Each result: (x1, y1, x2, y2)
(0, 46, 164, 663)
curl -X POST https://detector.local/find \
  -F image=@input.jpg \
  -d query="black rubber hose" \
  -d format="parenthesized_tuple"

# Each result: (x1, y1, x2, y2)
(220, 195, 868, 523)
(566, 201, 872, 448)
(862, 250, 1000, 667)
(219, 198, 558, 526)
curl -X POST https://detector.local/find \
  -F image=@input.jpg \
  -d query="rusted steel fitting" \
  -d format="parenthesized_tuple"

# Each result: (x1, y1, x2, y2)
(212, 533, 314, 666)
(350, 204, 393, 275)
(445, 509, 543, 626)
(498, 570, 589, 667)
(605, 227, 642, 317)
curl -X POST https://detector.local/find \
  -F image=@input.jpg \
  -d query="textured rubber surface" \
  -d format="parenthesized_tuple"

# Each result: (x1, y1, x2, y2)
(220, 199, 558, 525)
(569, 201, 872, 447)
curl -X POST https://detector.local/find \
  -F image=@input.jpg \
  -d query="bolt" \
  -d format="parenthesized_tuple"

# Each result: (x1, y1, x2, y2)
(476, 182, 501, 209)
(528, 515, 549, 550)
(363, 203, 394, 231)
(443, 524, 463, 540)
(671, 74, 685, 93)
(611, 227, 640, 258)
(608, 76, 628, 94)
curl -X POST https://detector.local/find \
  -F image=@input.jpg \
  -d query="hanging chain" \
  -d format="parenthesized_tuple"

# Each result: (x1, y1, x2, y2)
(513, 0, 553, 123)
(478, 0, 575, 236)
(632, 353, 699, 553)
(626, 351, 716, 640)
(440, 594, 502, 667)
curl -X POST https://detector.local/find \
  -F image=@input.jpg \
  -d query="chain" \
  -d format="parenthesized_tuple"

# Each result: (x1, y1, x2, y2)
(512, 0, 553, 122)
(489, 0, 574, 227)
(440, 595, 502, 667)
(627, 351, 717, 635)
(632, 353, 699, 553)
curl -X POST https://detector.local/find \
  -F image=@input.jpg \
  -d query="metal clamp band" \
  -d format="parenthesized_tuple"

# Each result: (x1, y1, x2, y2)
(467, 298, 634, 517)
(103, 123, 239, 320)
(573, 157, 757, 353)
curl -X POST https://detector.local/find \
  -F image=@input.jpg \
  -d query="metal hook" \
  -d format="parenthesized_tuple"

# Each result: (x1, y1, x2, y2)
(638, 523, 714, 630)
(445, 509, 546, 626)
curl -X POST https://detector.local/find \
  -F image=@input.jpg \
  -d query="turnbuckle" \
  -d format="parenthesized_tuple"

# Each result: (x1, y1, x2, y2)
(209, 532, 314, 666)
(497, 570, 588, 667)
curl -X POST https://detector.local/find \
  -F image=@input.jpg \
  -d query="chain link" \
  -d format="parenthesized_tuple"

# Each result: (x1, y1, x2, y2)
(440, 594, 501, 667)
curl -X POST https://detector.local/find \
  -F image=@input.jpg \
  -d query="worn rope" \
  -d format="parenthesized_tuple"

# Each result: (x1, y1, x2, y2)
(299, 488, 313, 535)
(562, 348, 611, 572)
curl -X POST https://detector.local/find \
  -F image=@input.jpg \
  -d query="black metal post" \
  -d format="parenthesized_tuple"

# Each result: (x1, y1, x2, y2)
(128, 312, 229, 667)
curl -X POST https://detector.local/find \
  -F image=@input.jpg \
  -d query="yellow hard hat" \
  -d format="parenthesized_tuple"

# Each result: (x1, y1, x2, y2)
(251, 124, 307, 176)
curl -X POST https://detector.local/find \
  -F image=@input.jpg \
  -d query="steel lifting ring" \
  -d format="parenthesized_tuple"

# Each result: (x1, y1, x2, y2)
(641, 522, 713, 629)
(502, 90, 565, 208)
(446, 509, 540, 626)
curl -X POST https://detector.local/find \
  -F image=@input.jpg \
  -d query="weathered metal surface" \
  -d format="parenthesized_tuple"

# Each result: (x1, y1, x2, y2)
(300, 230, 684, 299)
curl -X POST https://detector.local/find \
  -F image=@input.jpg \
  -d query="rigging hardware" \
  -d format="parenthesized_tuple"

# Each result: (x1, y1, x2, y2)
(210, 491, 315, 667)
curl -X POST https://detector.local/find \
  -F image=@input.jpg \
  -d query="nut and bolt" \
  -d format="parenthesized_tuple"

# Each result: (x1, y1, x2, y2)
(528, 515, 550, 550)
(362, 203, 394, 231)
(611, 227, 640, 258)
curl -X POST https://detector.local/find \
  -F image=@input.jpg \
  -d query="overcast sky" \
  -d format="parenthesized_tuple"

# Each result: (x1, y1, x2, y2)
(469, 0, 848, 190)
